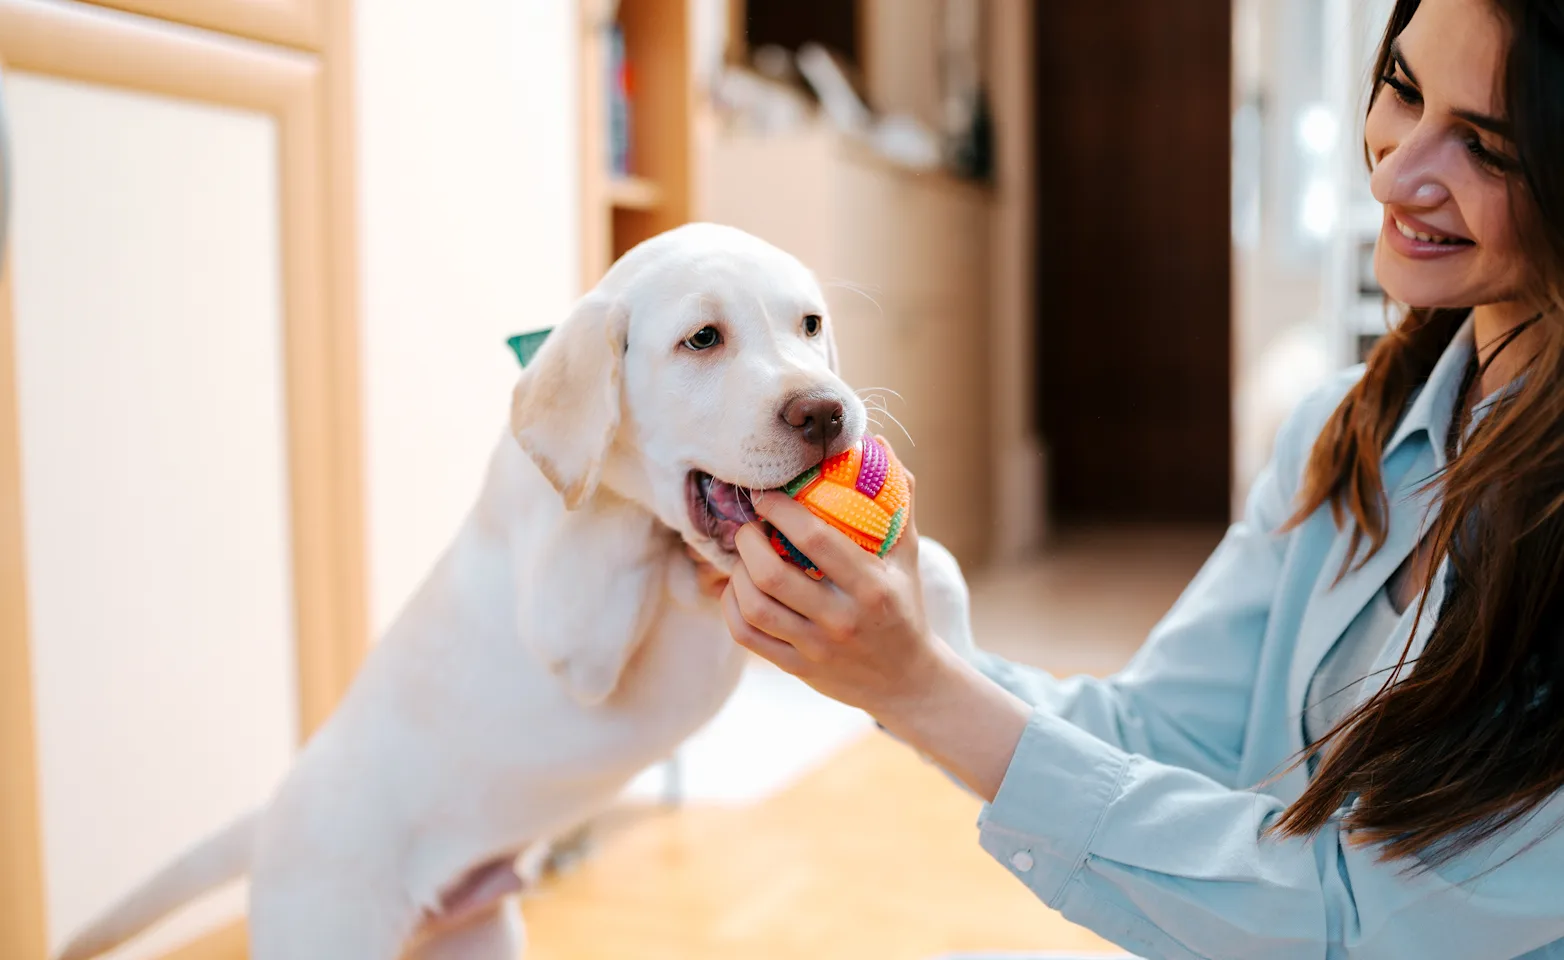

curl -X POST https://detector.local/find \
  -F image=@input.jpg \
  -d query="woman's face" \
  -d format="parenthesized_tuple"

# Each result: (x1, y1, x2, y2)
(1365, 0, 1527, 310)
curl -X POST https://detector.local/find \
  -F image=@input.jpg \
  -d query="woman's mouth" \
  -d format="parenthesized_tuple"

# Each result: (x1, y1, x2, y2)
(1384, 210, 1475, 259)
(687, 471, 760, 553)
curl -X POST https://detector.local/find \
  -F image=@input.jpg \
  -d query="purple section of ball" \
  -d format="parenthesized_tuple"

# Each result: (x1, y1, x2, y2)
(856, 437, 889, 498)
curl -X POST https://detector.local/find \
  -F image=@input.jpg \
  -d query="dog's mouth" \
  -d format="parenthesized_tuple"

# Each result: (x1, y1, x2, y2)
(686, 471, 761, 553)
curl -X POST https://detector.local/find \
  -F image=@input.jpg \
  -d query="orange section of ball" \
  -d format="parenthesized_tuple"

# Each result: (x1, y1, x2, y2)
(800, 482, 893, 542)
(872, 465, 910, 517)
(818, 442, 862, 487)
(822, 516, 883, 553)
(773, 436, 910, 576)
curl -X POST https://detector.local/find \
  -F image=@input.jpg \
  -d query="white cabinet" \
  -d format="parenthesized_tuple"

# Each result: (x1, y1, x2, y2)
(0, 2, 362, 956)
(705, 126, 994, 568)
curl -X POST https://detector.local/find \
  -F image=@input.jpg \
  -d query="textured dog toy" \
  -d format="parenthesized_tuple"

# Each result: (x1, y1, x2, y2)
(770, 435, 910, 580)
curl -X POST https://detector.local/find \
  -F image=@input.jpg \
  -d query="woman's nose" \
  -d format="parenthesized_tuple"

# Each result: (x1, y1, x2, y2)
(1371, 130, 1453, 209)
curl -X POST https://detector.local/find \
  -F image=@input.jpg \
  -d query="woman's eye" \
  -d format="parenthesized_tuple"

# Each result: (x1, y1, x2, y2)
(683, 326, 722, 351)
(1464, 135, 1516, 175)
(1380, 73, 1422, 108)
(803, 314, 823, 337)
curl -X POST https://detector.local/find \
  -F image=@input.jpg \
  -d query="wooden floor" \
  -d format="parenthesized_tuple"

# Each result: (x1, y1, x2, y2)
(968, 525, 1224, 677)
(169, 526, 1220, 960)
(524, 732, 1118, 960)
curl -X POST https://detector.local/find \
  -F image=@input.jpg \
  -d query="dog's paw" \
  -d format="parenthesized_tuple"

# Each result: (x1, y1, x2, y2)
(514, 840, 555, 895)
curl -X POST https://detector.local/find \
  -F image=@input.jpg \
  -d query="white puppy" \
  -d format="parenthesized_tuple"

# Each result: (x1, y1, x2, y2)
(57, 223, 977, 960)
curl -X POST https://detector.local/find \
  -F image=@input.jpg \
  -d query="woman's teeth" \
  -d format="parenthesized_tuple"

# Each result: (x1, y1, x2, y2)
(1395, 217, 1465, 246)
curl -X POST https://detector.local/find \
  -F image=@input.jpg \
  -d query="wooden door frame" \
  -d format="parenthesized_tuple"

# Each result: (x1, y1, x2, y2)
(0, 0, 364, 954)
(81, 0, 324, 51)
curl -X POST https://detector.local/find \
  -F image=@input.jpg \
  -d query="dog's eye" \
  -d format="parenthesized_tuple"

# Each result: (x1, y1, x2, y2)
(803, 314, 823, 337)
(683, 326, 723, 351)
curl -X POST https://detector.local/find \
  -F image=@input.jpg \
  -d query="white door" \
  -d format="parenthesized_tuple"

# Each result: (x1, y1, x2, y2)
(0, 2, 363, 956)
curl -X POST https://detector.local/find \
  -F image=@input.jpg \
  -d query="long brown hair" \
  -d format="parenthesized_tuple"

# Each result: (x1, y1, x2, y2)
(1272, 0, 1564, 865)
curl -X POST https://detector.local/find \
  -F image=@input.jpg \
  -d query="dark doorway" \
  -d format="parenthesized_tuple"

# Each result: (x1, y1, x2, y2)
(1035, 0, 1233, 524)
(743, 0, 860, 66)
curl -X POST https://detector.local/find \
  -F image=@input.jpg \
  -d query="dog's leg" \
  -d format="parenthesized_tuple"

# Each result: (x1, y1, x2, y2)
(248, 825, 415, 960)
(248, 879, 413, 960)
(514, 838, 554, 893)
(918, 538, 977, 656)
(405, 898, 526, 960)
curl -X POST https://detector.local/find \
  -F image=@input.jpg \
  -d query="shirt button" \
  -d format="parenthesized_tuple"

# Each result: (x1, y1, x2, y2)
(1010, 850, 1035, 873)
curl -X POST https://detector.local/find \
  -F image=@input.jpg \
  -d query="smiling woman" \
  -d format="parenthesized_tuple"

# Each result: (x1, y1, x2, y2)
(1277, 0, 1564, 857)
(720, 0, 1564, 956)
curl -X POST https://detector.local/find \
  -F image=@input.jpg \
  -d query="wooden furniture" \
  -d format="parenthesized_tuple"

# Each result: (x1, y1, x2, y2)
(705, 125, 995, 568)
(578, 0, 701, 288)
(577, 1, 998, 566)
(0, 1, 363, 956)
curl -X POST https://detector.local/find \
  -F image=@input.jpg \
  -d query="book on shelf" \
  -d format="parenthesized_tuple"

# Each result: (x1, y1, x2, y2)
(606, 22, 632, 179)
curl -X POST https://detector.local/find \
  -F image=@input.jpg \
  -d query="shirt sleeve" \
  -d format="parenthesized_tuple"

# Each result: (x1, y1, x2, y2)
(962, 384, 1313, 788)
(978, 708, 1564, 960)
(973, 372, 1564, 958)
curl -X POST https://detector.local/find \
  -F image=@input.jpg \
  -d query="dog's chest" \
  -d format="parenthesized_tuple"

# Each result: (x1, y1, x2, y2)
(612, 591, 749, 735)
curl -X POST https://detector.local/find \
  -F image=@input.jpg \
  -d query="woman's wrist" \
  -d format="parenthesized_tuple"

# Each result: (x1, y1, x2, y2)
(872, 639, 1033, 802)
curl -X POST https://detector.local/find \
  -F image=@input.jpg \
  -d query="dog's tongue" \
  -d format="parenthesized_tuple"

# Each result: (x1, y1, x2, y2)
(707, 479, 757, 523)
(706, 478, 758, 552)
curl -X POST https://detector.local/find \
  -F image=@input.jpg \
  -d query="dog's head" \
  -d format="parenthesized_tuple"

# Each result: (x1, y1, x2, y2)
(510, 223, 867, 570)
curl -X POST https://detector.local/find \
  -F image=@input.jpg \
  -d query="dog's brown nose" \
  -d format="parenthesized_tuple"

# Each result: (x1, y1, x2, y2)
(783, 396, 846, 447)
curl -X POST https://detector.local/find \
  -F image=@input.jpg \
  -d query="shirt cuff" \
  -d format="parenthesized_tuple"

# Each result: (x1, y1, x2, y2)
(977, 707, 1131, 907)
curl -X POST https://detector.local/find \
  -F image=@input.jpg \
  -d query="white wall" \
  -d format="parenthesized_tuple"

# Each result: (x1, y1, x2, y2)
(356, 0, 580, 636)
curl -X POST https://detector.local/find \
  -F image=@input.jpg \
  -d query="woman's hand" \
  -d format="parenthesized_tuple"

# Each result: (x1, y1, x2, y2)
(721, 466, 1034, 801)
(723, 480, 945, 720)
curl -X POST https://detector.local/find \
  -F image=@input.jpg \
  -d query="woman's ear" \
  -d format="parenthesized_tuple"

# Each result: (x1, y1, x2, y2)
(510, 296, 629, 509)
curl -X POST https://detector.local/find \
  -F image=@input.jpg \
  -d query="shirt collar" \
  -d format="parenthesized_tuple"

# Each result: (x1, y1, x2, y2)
(1385, 316, 1475, 467)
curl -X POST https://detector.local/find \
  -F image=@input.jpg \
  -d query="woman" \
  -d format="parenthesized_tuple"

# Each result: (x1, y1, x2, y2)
(716, 0, 1564, 956)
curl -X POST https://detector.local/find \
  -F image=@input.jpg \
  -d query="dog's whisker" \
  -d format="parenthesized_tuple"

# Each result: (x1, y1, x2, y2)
(875, 407, 916, 447)
(854, 386, 905, 402)
(825, 278, 883, 294)
(825, 279, 885, 319)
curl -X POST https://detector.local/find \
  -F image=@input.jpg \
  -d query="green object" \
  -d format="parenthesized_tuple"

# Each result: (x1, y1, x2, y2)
(782, 465, 820, 497)
(506, 328, 553, 368)
(878, 507, 908, 558)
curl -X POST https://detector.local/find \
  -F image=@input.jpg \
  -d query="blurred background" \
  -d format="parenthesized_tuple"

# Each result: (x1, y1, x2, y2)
(0, 0, 1394, 957)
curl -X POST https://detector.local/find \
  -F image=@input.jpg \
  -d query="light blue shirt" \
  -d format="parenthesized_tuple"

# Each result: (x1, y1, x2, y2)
(968, 319, 1564, 960)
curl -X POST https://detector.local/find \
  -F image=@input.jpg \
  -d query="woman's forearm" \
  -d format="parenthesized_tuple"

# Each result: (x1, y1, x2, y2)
(873, 644, 1034, 803)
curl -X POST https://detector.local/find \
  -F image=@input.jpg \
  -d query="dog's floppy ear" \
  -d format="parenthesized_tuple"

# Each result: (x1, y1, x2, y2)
(510, 295, 629, 509)
(515, 495, 669, 706)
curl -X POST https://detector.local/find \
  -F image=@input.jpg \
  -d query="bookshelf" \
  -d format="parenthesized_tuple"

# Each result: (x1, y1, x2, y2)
(579, 0, 700, 290)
